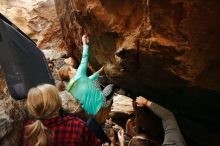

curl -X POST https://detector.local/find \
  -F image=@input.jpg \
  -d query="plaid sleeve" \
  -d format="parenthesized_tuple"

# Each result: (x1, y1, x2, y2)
(82, 125, 102, 146)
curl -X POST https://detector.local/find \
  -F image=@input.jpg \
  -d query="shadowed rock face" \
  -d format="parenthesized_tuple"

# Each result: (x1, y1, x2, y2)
(55, 0, 220, 145)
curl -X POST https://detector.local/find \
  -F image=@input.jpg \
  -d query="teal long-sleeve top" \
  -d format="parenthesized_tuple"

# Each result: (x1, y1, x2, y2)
(66, 44, 104, 115)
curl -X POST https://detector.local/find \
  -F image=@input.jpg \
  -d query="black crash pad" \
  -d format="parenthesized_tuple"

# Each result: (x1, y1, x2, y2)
(0, 14, 54, 100)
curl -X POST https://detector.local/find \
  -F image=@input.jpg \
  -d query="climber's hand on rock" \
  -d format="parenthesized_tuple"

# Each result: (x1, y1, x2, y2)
(97, 66, 104, 74)
(82, 34, 89, 45)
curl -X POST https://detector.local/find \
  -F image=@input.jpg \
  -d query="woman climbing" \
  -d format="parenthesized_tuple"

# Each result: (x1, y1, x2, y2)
(66, 34, 116, 116)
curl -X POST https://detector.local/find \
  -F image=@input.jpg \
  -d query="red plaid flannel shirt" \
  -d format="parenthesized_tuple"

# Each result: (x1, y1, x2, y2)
(23, 115, 101, 146)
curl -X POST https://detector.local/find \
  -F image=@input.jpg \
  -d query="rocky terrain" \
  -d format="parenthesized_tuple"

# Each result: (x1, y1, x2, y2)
(54, 0, 220, 145)
(0, 0, 220, 145)
(0, 0, 66, 50)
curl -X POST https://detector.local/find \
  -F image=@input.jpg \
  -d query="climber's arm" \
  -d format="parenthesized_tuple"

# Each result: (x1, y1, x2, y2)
(89, 66, 104, 81)
(74, 35, 89, 78)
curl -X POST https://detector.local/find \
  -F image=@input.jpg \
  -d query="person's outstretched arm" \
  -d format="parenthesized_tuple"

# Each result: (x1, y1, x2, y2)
(89, 66, 104, 81)
(136, 96, 187, 146)
(74, 35, 90, 78)
(66, 35, 89, 91)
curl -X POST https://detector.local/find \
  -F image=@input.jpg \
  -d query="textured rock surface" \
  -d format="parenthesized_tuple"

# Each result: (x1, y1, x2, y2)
(0, 0, 66, 50)
(0, 69, 26, 145)
(42, 49, 67, 60)
(111, 94, 134, 115)
(59, 90, 83, 114)
(55, 0, 220, 145)
(109, 94, 134, 127)
(55, 0, 220, 91)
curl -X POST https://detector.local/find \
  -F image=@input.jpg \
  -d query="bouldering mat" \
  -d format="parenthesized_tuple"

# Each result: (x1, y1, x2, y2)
(0, 14, 54, 100)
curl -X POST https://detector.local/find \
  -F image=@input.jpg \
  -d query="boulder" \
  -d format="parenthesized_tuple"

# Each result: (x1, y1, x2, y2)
(0, 70, 26, 145)
(55, 0, 220, 145)
(110, 94, 134, 116)
(0, 0, 67, 50)
(42, 49, 67, 60)
(59, 90, 83, 114)
(109, 94, 134, 128)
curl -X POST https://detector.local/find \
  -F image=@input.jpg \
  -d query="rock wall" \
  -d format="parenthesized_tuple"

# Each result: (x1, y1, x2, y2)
(0, 0, 66, 50)
(55, 0, 220, 145)
(54, 0, 220, 91)
(0, 69, 26, 146)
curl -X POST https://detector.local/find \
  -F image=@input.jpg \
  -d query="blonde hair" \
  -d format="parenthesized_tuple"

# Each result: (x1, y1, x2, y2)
(58, 66, 70, 91)
(25, 84, 62, 146)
